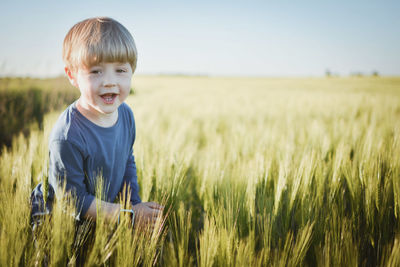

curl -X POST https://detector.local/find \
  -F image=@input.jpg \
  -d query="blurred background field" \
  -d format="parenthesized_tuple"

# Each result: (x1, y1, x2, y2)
(0, 76, 399, 266)
(0, 77, 78, 148)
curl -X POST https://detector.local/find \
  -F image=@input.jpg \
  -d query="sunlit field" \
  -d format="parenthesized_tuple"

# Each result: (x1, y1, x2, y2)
(0, 76, 399, 266)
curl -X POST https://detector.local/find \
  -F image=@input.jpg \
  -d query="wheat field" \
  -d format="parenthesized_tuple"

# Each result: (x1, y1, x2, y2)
(0, 76, 399, 266)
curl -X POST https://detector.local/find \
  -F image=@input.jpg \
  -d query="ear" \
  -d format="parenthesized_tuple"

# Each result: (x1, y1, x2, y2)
(65, 67, 78, 87)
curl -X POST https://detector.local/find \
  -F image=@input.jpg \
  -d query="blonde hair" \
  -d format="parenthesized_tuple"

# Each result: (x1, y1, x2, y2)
(63, 17, 137, 72)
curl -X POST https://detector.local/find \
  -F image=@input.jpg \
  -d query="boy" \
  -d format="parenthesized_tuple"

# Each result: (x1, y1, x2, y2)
(32, 17, 162, 227)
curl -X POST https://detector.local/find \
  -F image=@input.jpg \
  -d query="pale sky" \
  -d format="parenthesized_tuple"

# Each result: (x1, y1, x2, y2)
(1, 0, 399, 77)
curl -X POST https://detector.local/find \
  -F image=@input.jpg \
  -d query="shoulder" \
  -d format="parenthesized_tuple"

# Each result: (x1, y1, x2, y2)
(119, 102, 134, 118)
(119, 102, 135, 128)
(49, 102, 86, 149)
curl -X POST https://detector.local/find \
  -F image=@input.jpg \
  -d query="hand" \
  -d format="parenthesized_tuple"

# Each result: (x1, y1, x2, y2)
(131, 202, 164, 230)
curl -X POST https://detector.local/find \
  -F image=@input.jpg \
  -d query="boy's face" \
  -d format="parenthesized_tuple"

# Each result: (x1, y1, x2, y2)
(66, 62, 133, 118)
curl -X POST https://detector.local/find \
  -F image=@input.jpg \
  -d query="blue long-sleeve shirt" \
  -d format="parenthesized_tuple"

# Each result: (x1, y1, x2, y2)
(48, 101, 141, 220)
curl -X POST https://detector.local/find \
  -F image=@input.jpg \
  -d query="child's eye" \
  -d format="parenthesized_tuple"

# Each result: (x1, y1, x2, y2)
(116, 69, 126, 73)
(90, 70, 101, 74)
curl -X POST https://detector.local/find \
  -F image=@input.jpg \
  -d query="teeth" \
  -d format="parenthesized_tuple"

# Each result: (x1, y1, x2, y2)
(102, 94, 115, 103)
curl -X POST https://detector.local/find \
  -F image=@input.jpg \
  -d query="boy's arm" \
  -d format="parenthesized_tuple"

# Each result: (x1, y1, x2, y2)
(84, 197, 164, 224)
(84, 199, 120, 221)
(49, 140, 95, 219)
(120, 149, 164, 227)
(84, 149, 162, 222)
(50, 140, 123, 222)
(121, 149, 142, 205)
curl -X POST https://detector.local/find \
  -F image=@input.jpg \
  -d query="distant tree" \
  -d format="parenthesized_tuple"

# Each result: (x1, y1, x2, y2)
(325, 69, 332, 77)
(350, 72, 364, 77)
(372, 70, 379, 77)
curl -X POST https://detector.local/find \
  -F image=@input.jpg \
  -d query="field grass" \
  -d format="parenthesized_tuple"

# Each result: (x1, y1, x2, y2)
(0, 76, 399, 266)
(0, 77, 78, 148)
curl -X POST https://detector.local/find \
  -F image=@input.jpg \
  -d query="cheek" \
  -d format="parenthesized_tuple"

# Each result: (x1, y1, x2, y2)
(122, 79, 132, 93)
(120, 89, 130, 99)
(81, 80, 99, 94)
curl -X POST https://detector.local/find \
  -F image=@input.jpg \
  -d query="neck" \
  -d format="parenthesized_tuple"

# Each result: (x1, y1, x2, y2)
(76, 98, 118, 127)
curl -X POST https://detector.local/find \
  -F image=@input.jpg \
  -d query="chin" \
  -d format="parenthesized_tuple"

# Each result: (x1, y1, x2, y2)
(100, 108, 118, 115)
(95, 105, 117, 114)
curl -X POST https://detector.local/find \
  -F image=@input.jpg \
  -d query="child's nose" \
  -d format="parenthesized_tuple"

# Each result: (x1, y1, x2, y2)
(103, 81, 116, 88)
(103, 72, 117, 87)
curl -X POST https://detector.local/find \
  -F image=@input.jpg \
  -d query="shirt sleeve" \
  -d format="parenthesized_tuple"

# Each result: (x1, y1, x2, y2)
(48, 140, 95, 220)
(122, 147, 142, 205)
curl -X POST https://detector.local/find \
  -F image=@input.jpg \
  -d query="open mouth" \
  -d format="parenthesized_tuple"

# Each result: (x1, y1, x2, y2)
(100, 93, 118, 104)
